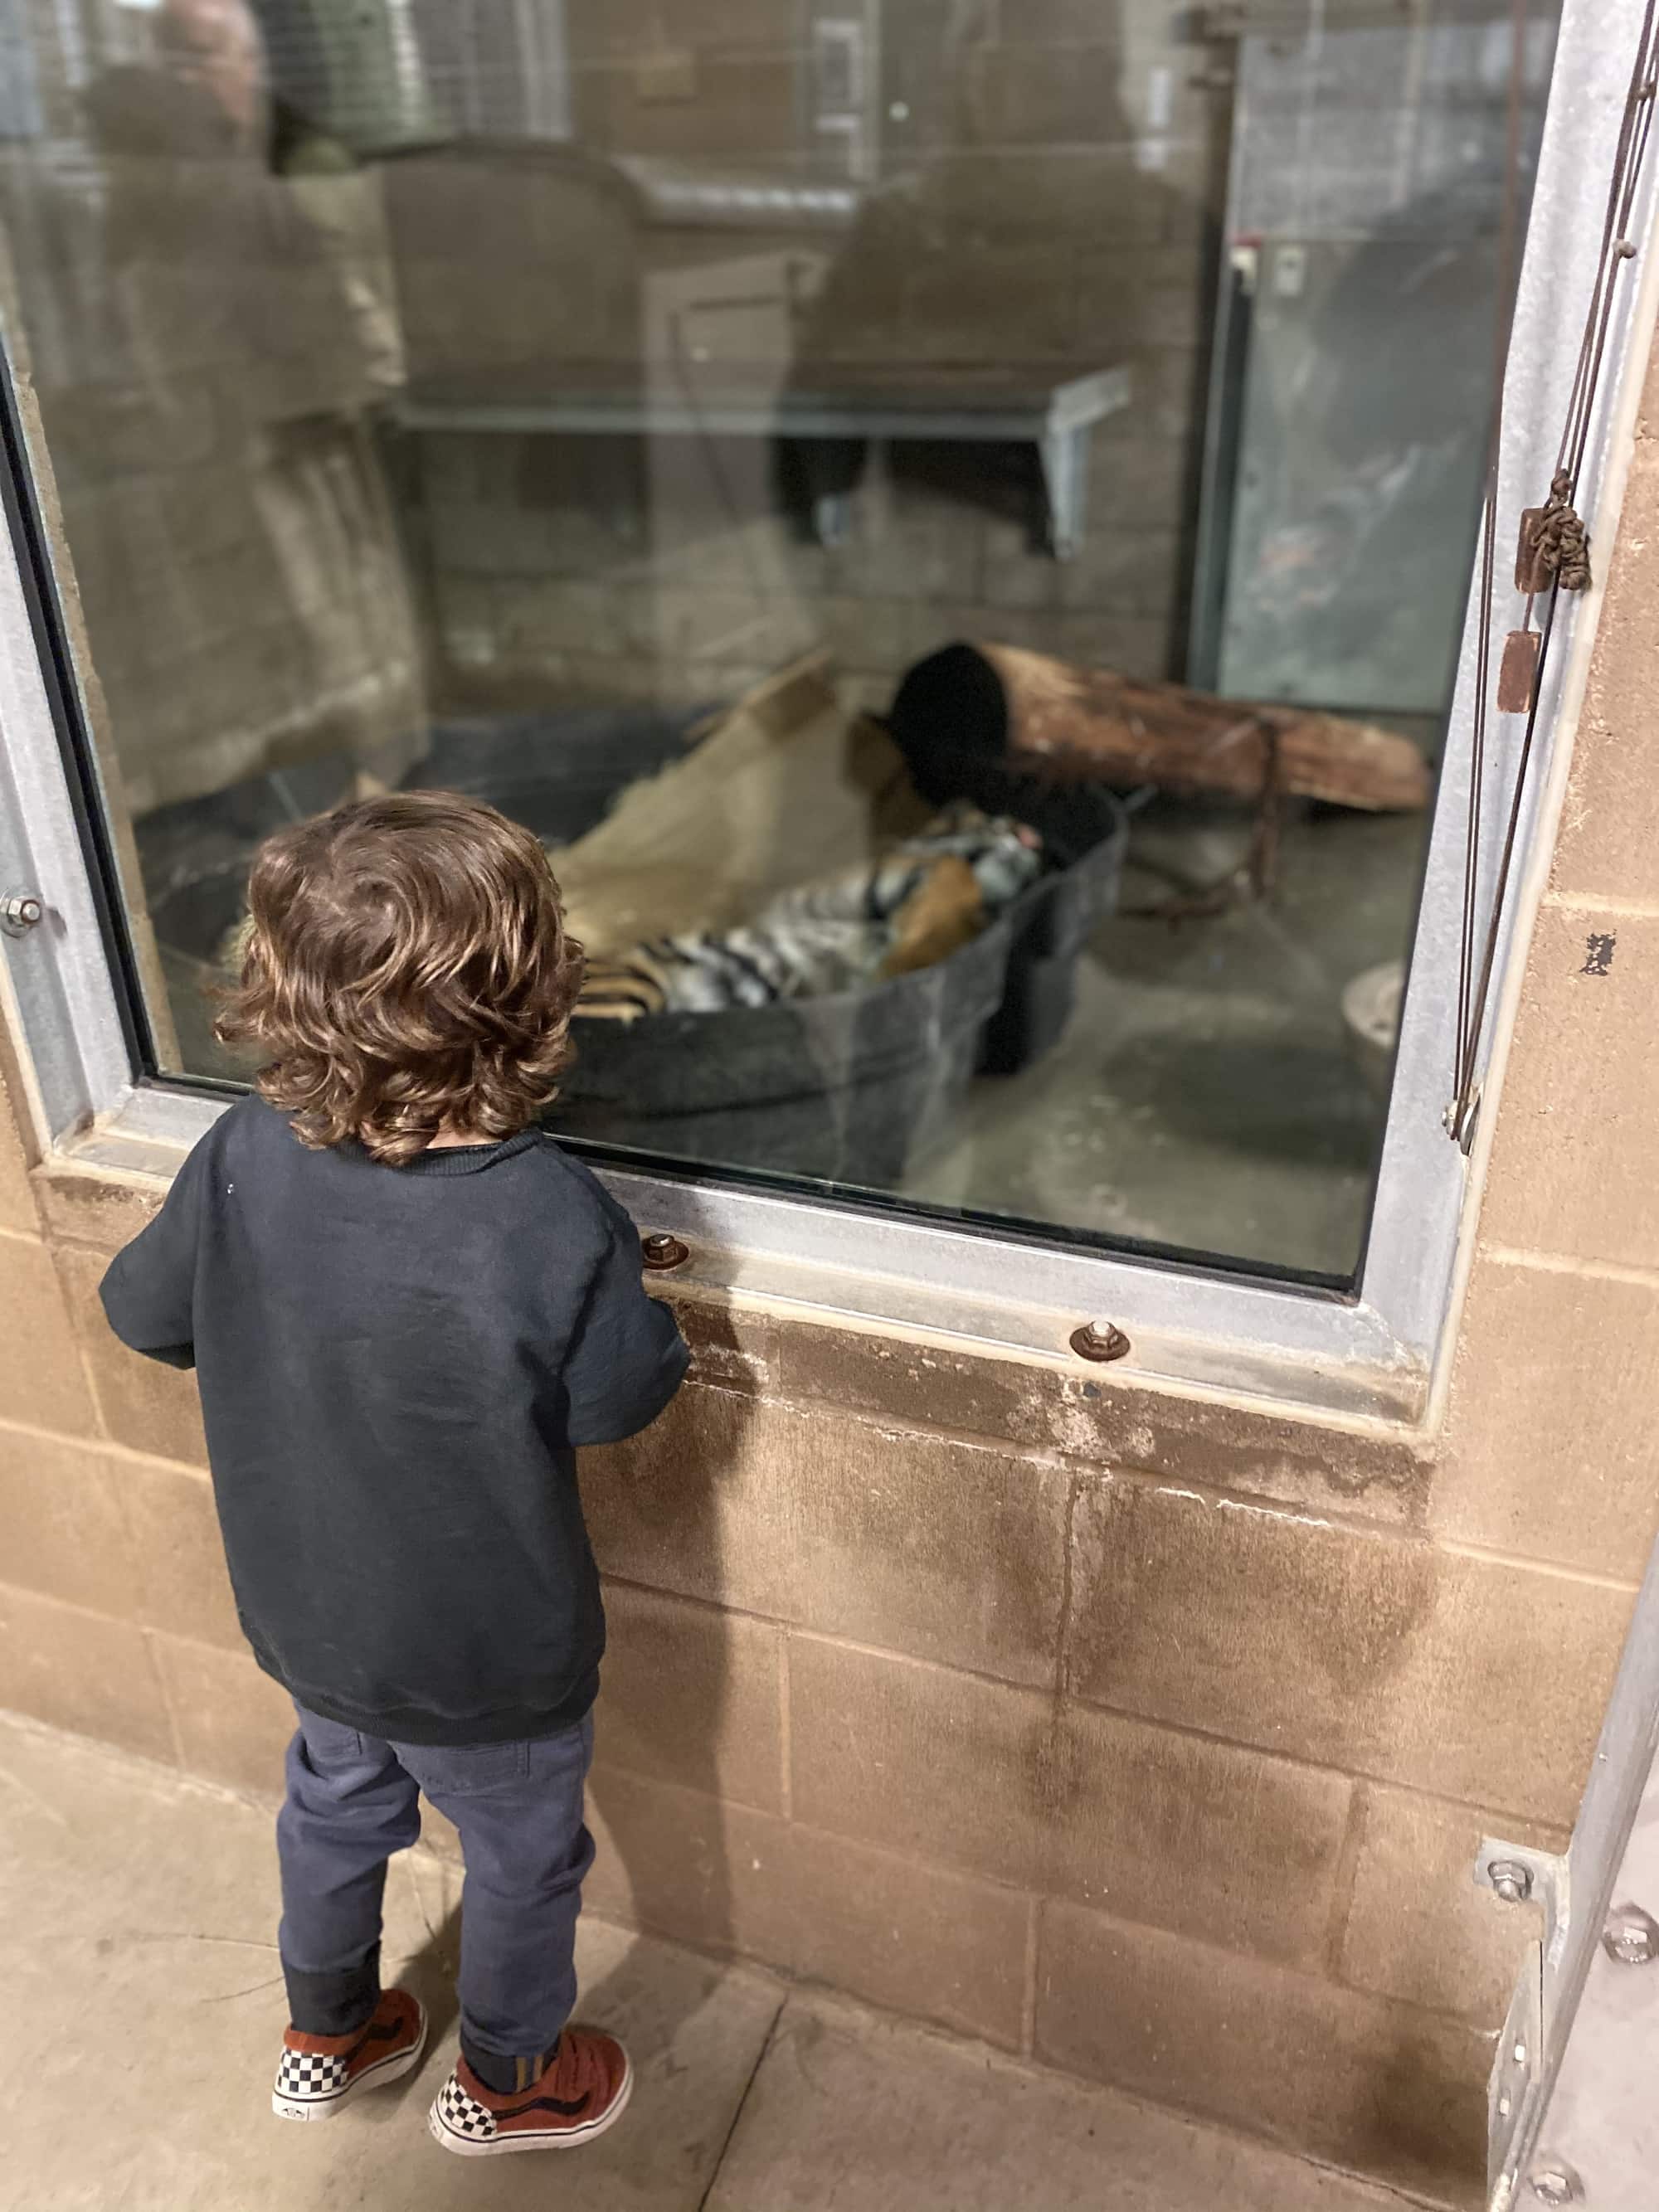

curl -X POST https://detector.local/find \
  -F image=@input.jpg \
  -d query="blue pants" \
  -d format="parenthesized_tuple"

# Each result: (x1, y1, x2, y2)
(275, 1703, 595, 2083)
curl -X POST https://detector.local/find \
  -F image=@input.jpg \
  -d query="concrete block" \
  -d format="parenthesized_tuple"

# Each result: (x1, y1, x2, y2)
(417, 431, 508, 512)
(1084, 411, 1193, 508)
(801, 219, 909, 366)
(55, 1245, 207, 1466)
(1339, 1785, 1560, 2023)
(1, 1237, 98, 1438)
(743, 1818, 1031, 2052)
(980, 520, 1062, 614)
(664, 1296, 776, 1393)
(1550, 357, 1659, 904)
(833, 492, 984, 606)
(904, 248, 1078, 363)
(641, 590, 814, 670)
(515, 430, 647, 529)
(606, 54, 801, 162)
(1058, 522, 1185, 617)
(151, 1632, 294, 1798)
(583, 1386, 1070, 1687)
(116, 1456, 241, 1652)
(0, 1581, 175, 1766)
(494, 575, 633, 660)
(0, 1060, 37, 1236)
(787, 1636, 1353, 1969)
(973, 45, 1131, 148)
(596, 1582, 785, 1814)
(586, 1767, 1030, 2049)
(31, 1169, 161, 1256)
(923, 148, 1165, 247)
(1035, 1901, 1490, 2205)
(1013, 0, 1162, 43)
(1077, 254, 1206, 352)
(583, 1763, 735, 1942)
(1068, 1478, 1626, 1824)
(421, 501, 570, 581)
(0, 1427, 137, 1616)
(1481, 904, 1659, 1269)
(1435, 1252, 1659, 1576)
(771, 1315, 1428, 1523)
(1051, 610, 1175, 679)
(810, 594, 913, 677)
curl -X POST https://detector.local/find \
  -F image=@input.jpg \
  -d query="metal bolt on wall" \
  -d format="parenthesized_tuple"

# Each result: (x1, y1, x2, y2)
(0, 890, 44, 938)
(1600, 1906, 1658, 1966)
(1528, 2167, 1583, 2207)
(1489, 1860, 1536, 1905)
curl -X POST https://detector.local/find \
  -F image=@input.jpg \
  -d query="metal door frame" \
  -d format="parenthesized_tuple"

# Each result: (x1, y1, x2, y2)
(1479, 1537, 1659, 2207)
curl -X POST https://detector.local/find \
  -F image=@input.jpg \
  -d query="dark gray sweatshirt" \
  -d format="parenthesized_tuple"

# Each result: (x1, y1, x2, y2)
(100, 1096, 688, 1744)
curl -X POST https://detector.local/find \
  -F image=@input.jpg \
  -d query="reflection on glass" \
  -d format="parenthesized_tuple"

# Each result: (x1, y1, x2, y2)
(0, 0, 1559, 1279)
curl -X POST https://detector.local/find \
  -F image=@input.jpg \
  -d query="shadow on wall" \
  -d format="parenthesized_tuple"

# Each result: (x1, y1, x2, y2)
(577, 1255, 761, 2038)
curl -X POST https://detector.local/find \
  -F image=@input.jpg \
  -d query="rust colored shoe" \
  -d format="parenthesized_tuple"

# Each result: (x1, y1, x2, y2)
(427, 2027, 633, 2156)
(272, 1988, 427, 2122)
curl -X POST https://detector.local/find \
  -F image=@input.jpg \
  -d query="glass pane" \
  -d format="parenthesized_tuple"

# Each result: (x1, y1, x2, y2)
(0, 0, 1559, 1280)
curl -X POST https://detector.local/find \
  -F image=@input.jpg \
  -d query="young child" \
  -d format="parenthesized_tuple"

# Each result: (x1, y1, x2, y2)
(100, 790, 688, 2156)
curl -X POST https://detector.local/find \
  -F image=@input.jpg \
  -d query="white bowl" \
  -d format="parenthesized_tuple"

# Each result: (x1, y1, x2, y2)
(1341, 960, 1404, 1101)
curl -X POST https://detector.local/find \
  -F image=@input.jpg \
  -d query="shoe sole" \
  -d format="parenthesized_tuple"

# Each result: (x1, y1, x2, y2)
(272, 2009, 430, 2123)
(426, 2054, 634, 2156)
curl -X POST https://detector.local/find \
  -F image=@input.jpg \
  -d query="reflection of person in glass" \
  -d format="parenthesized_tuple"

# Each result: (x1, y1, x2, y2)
(4, 0, 421, 819)
(787, 0, 1190, 543)
(1232, 191, 1511, 696)
(83, 0, 266, 156)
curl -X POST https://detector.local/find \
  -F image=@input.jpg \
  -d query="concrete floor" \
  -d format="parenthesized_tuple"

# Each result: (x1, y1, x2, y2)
(911, 800, 1426, 1279)
(2, 1709, 1418, 2212)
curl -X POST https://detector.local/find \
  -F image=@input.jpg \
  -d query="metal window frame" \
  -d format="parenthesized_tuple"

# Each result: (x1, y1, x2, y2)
(2, 0, 1654, 1422)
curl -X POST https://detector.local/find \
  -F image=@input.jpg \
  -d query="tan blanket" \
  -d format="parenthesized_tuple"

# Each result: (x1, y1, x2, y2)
(547, 656, 930, 956)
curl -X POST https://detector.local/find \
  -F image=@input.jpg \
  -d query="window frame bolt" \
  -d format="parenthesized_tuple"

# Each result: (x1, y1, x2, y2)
(1529, 2166, 1583, 2206)
(640, 1232, 690, 1273)
(1488, 1860, 1535, 1905)
(0, 892, 44, 939)
(1602, 1905, 1658, 1965)
(1070, 1319, 1131, 1364)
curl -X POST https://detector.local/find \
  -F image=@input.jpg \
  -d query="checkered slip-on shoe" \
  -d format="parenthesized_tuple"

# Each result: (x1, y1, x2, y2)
(427, 2026, 633, 2157)
(272, 1988, 427, 2122)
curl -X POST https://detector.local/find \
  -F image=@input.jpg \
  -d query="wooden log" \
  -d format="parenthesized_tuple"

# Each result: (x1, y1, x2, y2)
(890, 642, 1432, 813)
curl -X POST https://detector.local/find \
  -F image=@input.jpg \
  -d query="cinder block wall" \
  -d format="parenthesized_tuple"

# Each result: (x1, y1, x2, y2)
(5, 333, 1659, 2212)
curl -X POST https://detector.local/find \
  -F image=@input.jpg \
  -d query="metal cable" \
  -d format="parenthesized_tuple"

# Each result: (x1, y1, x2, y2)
(1454, 0, 1530, 1127)
(1448, 0, 1659, 1149)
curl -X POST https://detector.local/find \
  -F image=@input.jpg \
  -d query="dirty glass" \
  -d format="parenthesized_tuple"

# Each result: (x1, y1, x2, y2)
(0, 0, 1559, 1280)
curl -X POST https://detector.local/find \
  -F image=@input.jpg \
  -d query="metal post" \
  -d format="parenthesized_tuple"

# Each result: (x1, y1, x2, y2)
(1480, 1527, 1659, 2207)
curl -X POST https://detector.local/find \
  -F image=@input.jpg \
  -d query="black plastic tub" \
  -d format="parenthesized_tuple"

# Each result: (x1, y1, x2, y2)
(557, 814, 1125, 1183)
(137, 709, 1127, 1184)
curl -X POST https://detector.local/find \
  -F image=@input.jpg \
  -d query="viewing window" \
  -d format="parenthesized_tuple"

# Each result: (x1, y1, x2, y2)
(1, 0, 1565, 1289)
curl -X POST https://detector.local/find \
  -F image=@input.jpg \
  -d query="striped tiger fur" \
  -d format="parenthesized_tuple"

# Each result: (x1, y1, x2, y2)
(575, 808, 1041, 1022)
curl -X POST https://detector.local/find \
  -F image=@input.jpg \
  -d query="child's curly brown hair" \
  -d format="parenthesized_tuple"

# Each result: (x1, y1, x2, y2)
(216, 790, 586, 1166)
